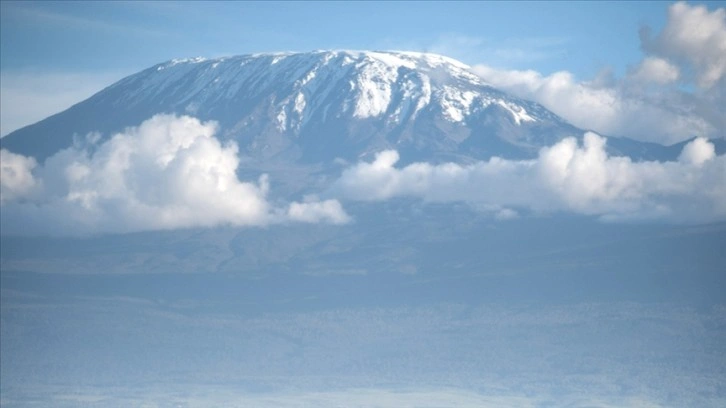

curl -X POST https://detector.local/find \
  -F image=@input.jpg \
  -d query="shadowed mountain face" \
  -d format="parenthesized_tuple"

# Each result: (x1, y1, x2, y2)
(1, 50, 685, 165)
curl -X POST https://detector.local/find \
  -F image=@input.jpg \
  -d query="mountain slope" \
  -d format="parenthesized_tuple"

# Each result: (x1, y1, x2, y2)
(5, 50, 712, 166)
(2, 51, 587, 162)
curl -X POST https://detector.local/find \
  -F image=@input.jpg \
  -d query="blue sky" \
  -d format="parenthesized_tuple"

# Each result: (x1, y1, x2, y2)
(1, 1, 724, 138)
(0, 1, 673, 76)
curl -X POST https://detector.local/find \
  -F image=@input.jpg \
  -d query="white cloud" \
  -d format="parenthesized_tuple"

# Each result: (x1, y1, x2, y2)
(0, 149, 38, 203)
(678, 136, 716, 166)
(629, 57, 680, 85)
(285, 196, 351, 225)
(0, 114, 349, 235)
(332, 133, 726, 223)
(471, 65, 715, 144)
(471, 2, 725, 145)
(641, 1, 726, 88)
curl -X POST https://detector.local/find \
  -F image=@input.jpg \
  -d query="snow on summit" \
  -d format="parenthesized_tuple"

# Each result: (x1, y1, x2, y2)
(117, 50, 526, 127)
(1, 50, 578, 162)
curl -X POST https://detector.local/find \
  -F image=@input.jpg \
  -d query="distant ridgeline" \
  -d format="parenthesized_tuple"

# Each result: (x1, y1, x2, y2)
(2, 50, 709, 165)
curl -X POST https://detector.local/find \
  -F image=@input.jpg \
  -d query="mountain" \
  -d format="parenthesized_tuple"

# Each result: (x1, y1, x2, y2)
(2, 51, 726, 406)
(1, 50, 683, 165)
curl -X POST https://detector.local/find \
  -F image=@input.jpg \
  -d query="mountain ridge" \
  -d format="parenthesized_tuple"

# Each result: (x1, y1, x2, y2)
(2, 50, 714, 164)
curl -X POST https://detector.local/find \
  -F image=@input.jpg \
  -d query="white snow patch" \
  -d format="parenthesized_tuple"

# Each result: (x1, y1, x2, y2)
(352, 59, 398, 118)
(276, 109, 287, 132)
(294, 92, 306, 115)
(366, 51, 417, 70)
(496, 101, 536, 125)
(169, 57, 207, 67)
(270, 55, 287, 65)
(440, 87, 477, 122)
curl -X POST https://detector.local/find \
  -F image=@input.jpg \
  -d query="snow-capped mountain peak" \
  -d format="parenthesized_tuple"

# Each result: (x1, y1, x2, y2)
(2, 50, 577, 163)
(124, 50, 494, 125)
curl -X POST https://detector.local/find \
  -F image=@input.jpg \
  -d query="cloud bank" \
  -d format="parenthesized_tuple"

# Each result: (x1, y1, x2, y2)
(0, 114, 349, 235)
(332, 133, 726, 223)
(2, 116, 723, 233)
(472, 2, 725, 145)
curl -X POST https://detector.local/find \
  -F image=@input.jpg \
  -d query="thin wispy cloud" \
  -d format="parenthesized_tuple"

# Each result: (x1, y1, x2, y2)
(6, 3, 172, 38)
(394, 33, 570, 67)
